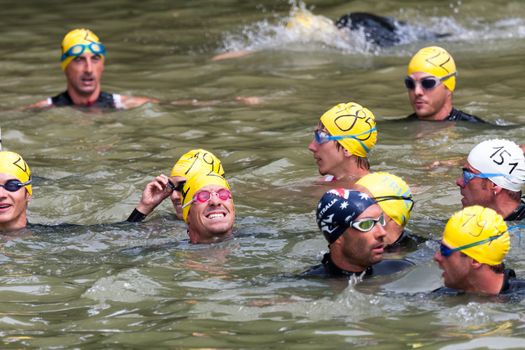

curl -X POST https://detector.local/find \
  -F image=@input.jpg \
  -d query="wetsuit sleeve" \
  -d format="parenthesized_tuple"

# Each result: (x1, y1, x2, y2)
(126, 208, 147, 222)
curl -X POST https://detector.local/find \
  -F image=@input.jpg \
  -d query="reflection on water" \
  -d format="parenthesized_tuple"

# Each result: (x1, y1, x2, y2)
(1, 0, 525, 348)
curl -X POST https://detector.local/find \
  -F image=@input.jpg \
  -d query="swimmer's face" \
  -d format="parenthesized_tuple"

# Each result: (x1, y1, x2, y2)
(382, 213, 404, 245)
(456, 162, 495, 209)
(170, 190, 183, 220)
(407, 72, 451, 120)
(186, 184, 235, 244)
(330, 204, 386, 271)
(65, 51, 105, 98)
(308, 123, 346, 178)
(433, 243, 472, 290)
(0, 173, 31, 232)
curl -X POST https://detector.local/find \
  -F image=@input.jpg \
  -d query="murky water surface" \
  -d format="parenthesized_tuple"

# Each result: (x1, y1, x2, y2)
(1, 0, 525, 348)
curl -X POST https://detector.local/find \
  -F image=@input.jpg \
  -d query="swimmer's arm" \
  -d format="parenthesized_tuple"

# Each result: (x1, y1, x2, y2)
(119, 95, 160, 109)
(23, 99, 52, 110)
(128, 175, 172, 222)
(211, 49, 254, 61)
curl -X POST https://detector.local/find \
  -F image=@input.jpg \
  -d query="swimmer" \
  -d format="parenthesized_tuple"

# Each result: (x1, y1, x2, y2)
(456, 139, 525, 221)
(302, 189, 414, 278)
(434, 206, 525, 296)
(404, 46, 486, 122)
(356, 172, 422, 251)
(0, 151, 32, 233)
(28, 28, 158, 109)
(308, 102, 377, 183)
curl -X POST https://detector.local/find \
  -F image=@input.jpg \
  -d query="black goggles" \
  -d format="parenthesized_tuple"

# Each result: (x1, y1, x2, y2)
(0, 179, 31, 192)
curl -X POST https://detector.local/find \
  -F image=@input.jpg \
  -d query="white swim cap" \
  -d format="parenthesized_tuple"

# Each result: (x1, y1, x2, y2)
(467, 139, 525, 192)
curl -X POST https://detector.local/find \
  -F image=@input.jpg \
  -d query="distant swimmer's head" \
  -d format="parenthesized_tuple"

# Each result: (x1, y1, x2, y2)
(0, 151, 32, 196)
(407, 46, 456, 91)
(316, 188, 377, 244)
(442, 206, 509, 266)
(60, 29, 106, 71)
(356, 172, 413, 227)
(319, 102, 377, 157)
(286, 9, 338, 38)
(170, 149, 225, 179)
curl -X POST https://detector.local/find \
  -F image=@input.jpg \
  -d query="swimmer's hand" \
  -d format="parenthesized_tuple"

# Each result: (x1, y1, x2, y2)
(136, 174, 175, 215)
(211, 50, 254, 61)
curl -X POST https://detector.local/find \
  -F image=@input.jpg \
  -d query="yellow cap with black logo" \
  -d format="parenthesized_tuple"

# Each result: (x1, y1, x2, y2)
(181, 172, 231, 223)
(407, 46, 456, 91)
(0, 151, 32, 195)
(443, 206, 509, 265)
(170, 149, 224, 178)
(320, 102, 377, 157)
(356, 172, 412, 226)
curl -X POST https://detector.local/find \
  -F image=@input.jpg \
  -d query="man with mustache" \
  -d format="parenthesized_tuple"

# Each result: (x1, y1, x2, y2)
(404, 46, 486, 123)
(29, 28, 157, 109)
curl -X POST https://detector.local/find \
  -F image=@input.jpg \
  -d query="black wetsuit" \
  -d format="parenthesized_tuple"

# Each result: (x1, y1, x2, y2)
(301, 252, 414, 279)
(505, 198, 525, 221)
(385, 229, 426, 253)
(433, 269, 525, 296)
(127, 208, 147, 223)
(405, 108, 487, 123)
(50, 91, 120, 109)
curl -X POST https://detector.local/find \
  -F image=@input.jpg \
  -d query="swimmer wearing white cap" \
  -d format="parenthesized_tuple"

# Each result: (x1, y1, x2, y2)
(457, 139, 525, 220)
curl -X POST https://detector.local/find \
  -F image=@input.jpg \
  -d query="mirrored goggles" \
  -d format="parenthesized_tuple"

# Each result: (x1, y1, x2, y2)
(314, 128, 377, 145)
(0, 179, 31, 192)
(374, 195, 415, 212)
(404, 71, 456, 90)
(351, 213, 385, 232)
(440, 233, 505, 258)
(462, 168, 508, 186)
(182, 188, 231, 209)
(61, 42, 106, 61)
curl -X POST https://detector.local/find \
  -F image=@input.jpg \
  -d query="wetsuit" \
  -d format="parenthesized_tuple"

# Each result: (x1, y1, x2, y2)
(301, 252, 414, 278)
(47, 91, 123, 109)
(505, 198, 525, 221)
(405, 108, 487, 123)
(433, 269, 525, 296)
(386, 229, 426, 253)
(127, 208, 147, 223)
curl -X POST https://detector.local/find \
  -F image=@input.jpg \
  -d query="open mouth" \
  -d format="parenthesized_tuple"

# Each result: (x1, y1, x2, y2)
(0, 203, 12, 210)
(206, 212, 227, 220)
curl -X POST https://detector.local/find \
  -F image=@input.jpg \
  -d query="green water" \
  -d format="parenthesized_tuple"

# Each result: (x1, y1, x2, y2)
(1, 0, 525, 348)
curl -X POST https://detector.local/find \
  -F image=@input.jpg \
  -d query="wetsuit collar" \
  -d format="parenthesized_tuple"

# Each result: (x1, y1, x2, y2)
(322, 253, 373, 277)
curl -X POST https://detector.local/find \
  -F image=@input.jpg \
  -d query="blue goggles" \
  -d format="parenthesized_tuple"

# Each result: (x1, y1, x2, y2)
(61, 42, 106, 61)
(0, 179, 31, 192)
(462, 168, 508, 186)
(439, 233, 505, 258)
(313, 128, 377, 153)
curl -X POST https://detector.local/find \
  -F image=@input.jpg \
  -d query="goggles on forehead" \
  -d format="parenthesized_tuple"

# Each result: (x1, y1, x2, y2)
(61, 42, 106, 61)
(462, 168, 508, 186)
(439, 233, 505, 258)
(182, 188, 231, 209)
(314, 128, 377, 145)
(374, 195, 415, 212)
(350, 213, 385, 232)
(404, 71, 456, 91)
(0, 179, 31, 192)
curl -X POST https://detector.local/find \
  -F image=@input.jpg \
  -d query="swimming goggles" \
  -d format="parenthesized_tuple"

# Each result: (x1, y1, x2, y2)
(351, 213, 385, 232)
(404, 71, 456, 90)
(440, 233, 505, 258)
(61, 42, 106, 61)
(0, 179, 31, 192)
(462, 168, 508, 186)
(374, 195, 415, 212)
(167, 179, 186, 192)
(182, 188, 231, 208)
(314, 129, 377, 145)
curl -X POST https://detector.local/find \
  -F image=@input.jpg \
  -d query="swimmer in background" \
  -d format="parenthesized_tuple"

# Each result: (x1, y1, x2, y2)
(404, 46, 487, 123)
(356, 172, 422, 252)
(0, 151, 32, 233)
(127, 149, 234, 244)
(456, 139, 525, 221)
(308, 101, 377, 184)
(302, 188, 414, 278)
(434, 206, 525, 297)
(28, 29, 158, 110)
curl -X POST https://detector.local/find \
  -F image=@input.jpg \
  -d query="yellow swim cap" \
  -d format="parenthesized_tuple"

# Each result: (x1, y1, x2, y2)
(0, 151, 32, 195)
(320, 102, 377, 157)
(181, 172, 231, 223)
(356, 172, 413, 226)
(407, 46, 456, 91)
(442, 206, 509, 266)
(170, 149, 225, 178)
(60, 29, 105, 71)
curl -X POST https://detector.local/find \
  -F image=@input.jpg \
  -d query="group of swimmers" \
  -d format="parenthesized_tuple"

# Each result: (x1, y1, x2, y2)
(3, 26, 525, 298)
